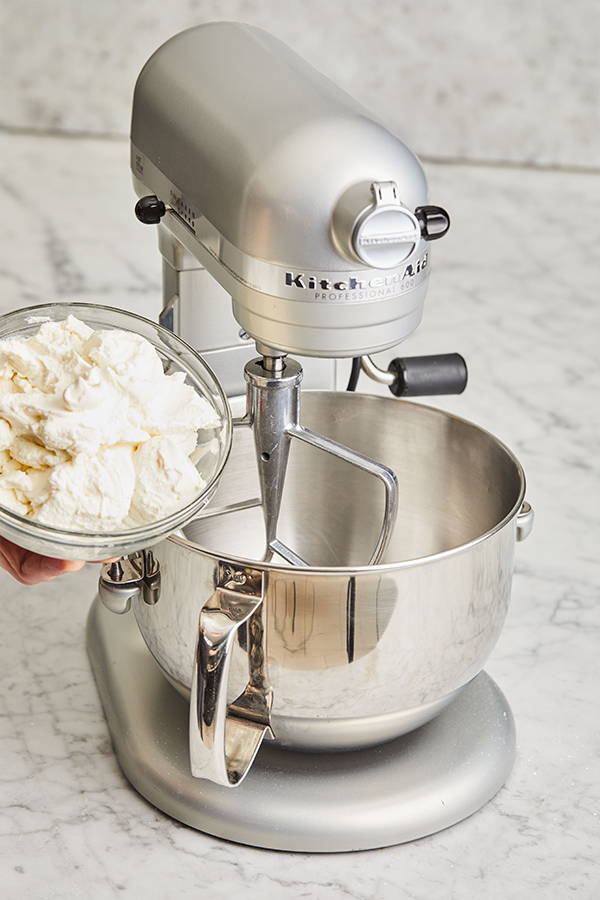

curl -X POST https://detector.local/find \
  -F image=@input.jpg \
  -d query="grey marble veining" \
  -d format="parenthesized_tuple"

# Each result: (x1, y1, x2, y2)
(1, 1, 599, 169)
(0, 135, 160, 321)
(0, 130, 599, 898)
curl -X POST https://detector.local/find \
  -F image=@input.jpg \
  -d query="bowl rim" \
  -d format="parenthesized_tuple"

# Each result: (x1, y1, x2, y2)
(169, 393, 527, 575)
(0, 301, 233, 549)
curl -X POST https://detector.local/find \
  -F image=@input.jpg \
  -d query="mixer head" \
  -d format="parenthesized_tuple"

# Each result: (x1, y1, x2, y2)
(130, 22, 451, 566)
(131, 22, 449, 359)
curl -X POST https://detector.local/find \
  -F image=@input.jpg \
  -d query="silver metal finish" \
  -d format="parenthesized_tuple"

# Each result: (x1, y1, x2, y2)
(131, 393, 531, 767)
(236, 356, 398, 567)
(140, 550, 161, 606)
(130, 23, 438, 357)
(289, 424, 398, 565)
(98, 556, 143, 615)
(99, 549, 162, 613)
(516, 500, 535, 542)
(345, 181, 421, 269)
(192, 497, 262, 521)
(121, 23, 532, 814)
(156, 226, 338, 396)
(244, 356, 301, 559)
(185, 343, 338, 398)
(189, 563, 273, 786)
(87, 596, 516, 852)
(360, 354, 396, 386)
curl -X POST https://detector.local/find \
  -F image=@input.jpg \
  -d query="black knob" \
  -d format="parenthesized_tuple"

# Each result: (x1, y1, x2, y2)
(415, 205, 451, 241)
(135, 195, 166, 225)
(388, 353, 467, 397)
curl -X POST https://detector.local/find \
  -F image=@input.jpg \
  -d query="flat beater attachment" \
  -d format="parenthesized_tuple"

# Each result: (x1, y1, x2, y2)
(195, 354, 398, 568)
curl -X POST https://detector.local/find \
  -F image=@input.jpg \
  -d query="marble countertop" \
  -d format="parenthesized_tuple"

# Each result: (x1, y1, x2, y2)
(3, 2, 599, 169)
(0, 130, 598, 899)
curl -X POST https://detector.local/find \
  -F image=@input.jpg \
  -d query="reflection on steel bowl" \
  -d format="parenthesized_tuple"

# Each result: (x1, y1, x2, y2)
(130, 393, 532, 785)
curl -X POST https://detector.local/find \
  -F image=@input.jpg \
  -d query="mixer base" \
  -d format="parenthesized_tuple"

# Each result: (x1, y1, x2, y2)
(86, 597, 516, 853)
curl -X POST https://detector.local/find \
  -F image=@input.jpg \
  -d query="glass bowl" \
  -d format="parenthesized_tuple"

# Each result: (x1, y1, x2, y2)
(0, 302, 232, 560)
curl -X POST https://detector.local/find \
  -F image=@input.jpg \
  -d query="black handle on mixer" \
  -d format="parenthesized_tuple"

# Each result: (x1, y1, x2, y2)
(388, 353, 468, 397)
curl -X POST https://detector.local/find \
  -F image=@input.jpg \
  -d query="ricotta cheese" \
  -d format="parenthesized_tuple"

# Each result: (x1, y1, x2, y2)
(0, 315, 221, 531)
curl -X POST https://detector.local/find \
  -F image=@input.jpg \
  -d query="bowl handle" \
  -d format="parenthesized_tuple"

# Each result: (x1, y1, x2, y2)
(189, 563, 273, 787)
(516, 501, 534, 542)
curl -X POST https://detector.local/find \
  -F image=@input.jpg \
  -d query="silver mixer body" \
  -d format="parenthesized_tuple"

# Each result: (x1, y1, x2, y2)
(89, 21, 533, 846)
(129, 20, 454, 576)
(131, 22, 440, 361)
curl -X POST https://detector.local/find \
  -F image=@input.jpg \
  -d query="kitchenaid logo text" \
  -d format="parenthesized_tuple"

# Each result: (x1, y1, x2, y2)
(358, 233, 417, 246)
(284, 253, 428, 301)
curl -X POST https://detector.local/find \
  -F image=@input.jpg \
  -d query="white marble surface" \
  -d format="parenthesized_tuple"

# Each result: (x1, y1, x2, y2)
(1, 1, 599, 168)
(0, 130, 599, 898)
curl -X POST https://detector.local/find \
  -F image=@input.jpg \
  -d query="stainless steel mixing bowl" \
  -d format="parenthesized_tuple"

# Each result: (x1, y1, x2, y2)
(126, 393, 532, 786)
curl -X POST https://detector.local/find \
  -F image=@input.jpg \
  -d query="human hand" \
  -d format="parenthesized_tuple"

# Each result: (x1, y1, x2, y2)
(0, 537, 85, 585)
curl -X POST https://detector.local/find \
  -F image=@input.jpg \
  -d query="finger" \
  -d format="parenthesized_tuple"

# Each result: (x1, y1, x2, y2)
(0, 539, 87, 584)
(0, 540, 34, 584)
(0, 555, 57, 586)
(19, 555, 84, 584)
(60, 559, 86, 573)
(20, 554, 69, 583)
(0, 537, 27, 572)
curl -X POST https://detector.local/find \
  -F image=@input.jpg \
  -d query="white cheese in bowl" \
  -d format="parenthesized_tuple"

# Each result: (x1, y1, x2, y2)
(0, 315, 220, 531)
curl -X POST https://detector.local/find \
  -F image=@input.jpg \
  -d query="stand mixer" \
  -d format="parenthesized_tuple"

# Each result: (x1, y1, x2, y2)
(87, 22, 534, 851)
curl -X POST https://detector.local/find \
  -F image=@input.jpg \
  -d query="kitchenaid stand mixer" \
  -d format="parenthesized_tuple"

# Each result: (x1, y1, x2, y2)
(87, 23, 534, 851)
